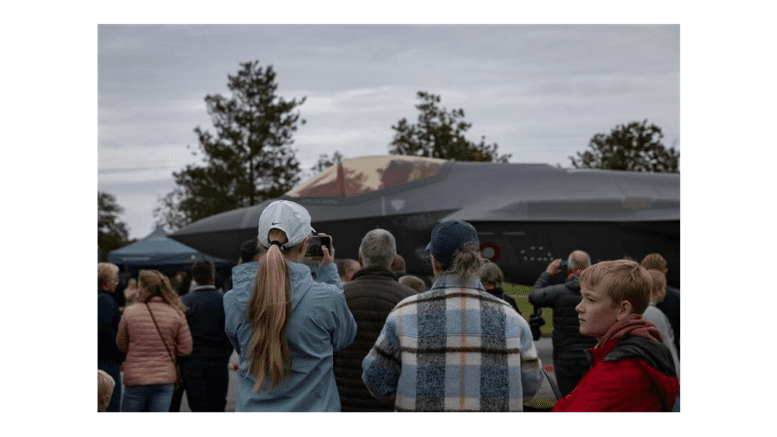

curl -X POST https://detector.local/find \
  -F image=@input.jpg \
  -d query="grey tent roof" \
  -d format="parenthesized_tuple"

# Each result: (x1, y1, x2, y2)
(109, 227, 233, 267)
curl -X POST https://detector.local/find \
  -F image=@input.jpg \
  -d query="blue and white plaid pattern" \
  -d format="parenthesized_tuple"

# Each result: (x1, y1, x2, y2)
(362, 274, 543, 411)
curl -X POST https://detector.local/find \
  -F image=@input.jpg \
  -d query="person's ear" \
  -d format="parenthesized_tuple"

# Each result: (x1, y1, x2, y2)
(616, 299, 633, 320)
(430, 256, 441, 276)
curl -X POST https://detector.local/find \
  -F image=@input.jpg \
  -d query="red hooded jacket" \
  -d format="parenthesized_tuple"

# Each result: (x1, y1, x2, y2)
(553, 313, 679, 412)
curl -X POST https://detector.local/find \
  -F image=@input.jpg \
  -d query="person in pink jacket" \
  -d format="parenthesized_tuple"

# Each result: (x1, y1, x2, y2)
(118, 270, 192, 412)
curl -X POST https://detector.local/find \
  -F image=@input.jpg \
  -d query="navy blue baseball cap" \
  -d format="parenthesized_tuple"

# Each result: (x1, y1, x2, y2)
(425, 220, 479, 266)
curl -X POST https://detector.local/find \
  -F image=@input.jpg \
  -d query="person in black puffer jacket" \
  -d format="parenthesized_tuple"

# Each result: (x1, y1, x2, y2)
(333, 229, 417, 412)
(479, 262, 522, 316)
(529, 250, 596, 397)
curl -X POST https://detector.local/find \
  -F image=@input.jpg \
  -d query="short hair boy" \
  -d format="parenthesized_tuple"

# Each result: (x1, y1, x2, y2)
(552, 260, 679, 412)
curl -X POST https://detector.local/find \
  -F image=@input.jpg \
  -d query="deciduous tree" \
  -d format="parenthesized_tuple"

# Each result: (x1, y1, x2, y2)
(98, 191, 131, 261)
(389, 92, 511, 163)
(570, 119, 679, 172)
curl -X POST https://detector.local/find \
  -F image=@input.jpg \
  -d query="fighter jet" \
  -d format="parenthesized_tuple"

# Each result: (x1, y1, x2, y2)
(170, 155, 680, 287)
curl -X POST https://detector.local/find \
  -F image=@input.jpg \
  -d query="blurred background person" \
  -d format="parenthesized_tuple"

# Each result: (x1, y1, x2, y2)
(175, 270, 192, 297)
(123, 277, 139, 306)
(223, 200, 357, 411)
(117, 270, 192, 412)
(98, 369, 116, 412)
(98, 262, 124, 412)
(222, 239, 265, 293)
(390, 254, 406, 278)
(529, 250, 595, 397)
(640, 253, 680, 359)
(337, 258, 361, 283)
(479, 262, 522, 315)
(398, 275, 427, 293)
(643, 269, 680, 379)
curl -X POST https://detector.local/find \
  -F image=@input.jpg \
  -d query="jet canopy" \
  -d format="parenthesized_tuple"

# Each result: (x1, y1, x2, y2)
(285, 155, 447, 198)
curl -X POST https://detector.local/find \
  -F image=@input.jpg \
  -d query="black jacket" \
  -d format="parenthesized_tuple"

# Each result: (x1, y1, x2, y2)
(180, 285, 233, 362)
(529, 273, 596, 362)
(98, 288, 125, 363)
(486, 287, 522, 316)
(333, 267, 417, 412)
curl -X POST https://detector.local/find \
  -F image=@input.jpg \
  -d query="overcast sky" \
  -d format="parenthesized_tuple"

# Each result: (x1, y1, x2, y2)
(98, 24, 680, 240)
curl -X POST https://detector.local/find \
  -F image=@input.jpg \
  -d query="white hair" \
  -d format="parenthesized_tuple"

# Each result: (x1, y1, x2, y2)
(568, 250, 591, 271)
(358, 229, 397, 269)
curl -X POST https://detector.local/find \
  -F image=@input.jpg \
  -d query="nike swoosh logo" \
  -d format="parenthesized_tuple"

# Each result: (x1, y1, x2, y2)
(272, 222, 281, 225)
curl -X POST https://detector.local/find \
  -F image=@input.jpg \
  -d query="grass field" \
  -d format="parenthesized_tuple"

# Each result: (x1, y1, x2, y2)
(503, 283, 554, 337)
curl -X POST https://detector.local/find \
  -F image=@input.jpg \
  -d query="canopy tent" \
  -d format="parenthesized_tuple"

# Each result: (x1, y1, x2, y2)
(109, 227, 235, 274)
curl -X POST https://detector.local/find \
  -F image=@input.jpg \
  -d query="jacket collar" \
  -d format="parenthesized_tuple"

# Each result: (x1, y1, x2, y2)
(351, 266, 399, 282)
(190, 284, 217, 292)
(564, 275, 581, 292)
(430, 272, 485, 291)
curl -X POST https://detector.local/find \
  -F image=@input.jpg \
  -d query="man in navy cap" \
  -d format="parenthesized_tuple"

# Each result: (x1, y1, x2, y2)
(362, 220, 543, 411)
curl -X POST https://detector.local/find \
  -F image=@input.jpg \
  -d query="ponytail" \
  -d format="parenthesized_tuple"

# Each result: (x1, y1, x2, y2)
(440, 242, 482, 282)
(246, 230, 293, 393)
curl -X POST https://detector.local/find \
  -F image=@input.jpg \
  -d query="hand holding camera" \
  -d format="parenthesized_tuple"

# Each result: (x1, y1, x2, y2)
(305, 233, 334, 267)
(546, 258, 564, 275)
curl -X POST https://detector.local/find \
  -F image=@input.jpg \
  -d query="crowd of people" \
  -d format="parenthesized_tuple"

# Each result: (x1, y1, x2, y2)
(98, 199, 680, 412)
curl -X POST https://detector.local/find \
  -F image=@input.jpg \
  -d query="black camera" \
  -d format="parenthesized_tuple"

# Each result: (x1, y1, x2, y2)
(529, 307, 546, 341)
(559, 260, 568, 272)
(305, 235, 332, 257)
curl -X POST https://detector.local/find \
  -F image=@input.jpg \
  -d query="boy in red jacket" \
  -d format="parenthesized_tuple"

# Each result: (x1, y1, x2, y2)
(553, 260, 679, 412)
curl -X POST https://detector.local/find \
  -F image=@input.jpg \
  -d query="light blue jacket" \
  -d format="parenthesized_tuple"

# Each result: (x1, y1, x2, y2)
(224, 260, 357, 411)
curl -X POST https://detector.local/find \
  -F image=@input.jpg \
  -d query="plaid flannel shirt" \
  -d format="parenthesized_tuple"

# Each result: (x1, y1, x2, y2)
(362, 273, 543, 411)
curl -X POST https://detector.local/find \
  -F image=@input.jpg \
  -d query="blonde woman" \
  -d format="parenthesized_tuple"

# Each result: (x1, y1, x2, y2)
(98, 369, 116, 412)
(117, 270, 192, 412)
(224, 200, 357, 411)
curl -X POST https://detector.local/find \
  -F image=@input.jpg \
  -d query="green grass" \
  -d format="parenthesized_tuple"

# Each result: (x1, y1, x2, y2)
(503, 283, 554, 337)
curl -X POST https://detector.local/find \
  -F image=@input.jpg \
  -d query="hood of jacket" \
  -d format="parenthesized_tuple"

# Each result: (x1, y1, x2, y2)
(595, 312, 663, 348)
(586, 313, 679, 411)
(228, 260, 343, 315)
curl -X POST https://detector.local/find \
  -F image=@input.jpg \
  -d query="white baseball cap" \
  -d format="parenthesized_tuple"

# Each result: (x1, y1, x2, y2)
(258, 200, 316, 250)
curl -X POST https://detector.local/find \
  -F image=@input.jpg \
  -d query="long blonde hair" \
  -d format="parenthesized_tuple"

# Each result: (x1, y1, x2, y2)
(247, 229, 294, 392)
(136, 270, 187, 314)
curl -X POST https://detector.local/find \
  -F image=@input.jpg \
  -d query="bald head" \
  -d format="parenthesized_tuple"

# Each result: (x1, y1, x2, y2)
(568, 250, 591, 274)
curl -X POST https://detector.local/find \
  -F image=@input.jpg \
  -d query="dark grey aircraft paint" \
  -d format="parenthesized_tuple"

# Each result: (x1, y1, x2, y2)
(170, 156, 680, 287)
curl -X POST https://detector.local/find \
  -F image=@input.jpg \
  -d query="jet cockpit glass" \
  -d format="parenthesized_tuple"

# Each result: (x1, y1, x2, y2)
(285, 155, 446, 198)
